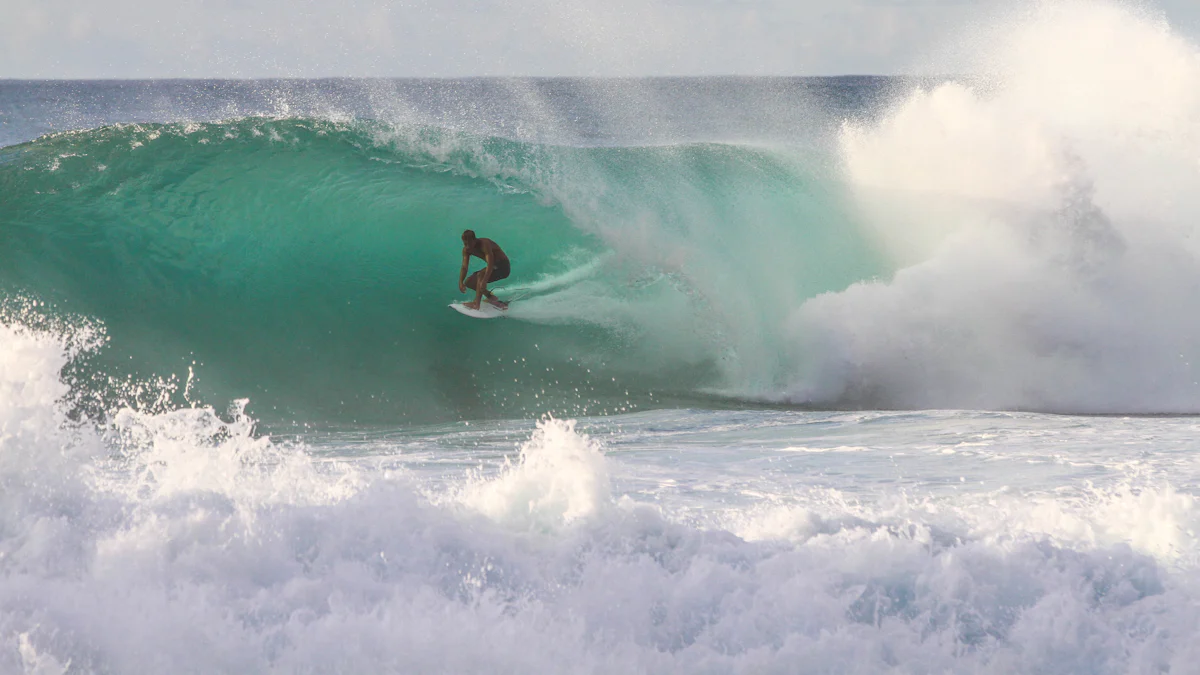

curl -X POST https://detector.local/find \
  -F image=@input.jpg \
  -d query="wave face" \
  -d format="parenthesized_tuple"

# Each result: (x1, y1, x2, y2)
(8, 1, 1200, 419)
(0, 117, 878, 423)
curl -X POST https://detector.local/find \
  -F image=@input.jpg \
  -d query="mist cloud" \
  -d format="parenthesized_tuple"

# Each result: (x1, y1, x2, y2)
(1, 0, 1196, 78)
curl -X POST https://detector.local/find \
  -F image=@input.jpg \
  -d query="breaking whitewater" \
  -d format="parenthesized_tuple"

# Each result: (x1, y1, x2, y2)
(4, 2, 1200, 672)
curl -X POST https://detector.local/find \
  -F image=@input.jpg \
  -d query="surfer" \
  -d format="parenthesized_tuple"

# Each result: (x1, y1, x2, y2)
(458, 229, 510, 310)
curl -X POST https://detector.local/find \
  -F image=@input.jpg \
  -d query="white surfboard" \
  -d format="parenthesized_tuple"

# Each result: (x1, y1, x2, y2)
(449, 302, 508, 319)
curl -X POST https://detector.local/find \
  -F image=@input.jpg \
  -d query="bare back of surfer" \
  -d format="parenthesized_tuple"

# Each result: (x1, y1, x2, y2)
(459, 229, 510, 310)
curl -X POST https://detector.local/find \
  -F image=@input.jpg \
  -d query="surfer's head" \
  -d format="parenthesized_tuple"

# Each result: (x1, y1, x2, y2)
(462, 230, 477, 246)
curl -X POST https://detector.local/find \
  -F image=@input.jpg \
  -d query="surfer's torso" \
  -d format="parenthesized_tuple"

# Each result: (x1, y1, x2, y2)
(465, 237, 508, 265)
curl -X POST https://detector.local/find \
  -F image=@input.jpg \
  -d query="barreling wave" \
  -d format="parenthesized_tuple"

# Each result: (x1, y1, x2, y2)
(0, 117, 879, 424)
(14, 0, 1200, 425)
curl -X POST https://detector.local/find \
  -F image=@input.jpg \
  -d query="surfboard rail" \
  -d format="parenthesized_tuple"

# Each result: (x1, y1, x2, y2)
(449, 302, 507, 319)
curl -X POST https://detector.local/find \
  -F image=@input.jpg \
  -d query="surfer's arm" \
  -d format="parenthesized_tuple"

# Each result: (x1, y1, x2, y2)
(458, 250, 469, 292)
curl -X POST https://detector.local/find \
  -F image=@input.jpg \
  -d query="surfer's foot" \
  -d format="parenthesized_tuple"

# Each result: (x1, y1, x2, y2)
(463, 301, 482, 310)
(487, 298, 508, 310)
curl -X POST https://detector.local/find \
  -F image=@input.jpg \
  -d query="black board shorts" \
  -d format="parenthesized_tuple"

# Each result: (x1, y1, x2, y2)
(487, 259, 510, 282)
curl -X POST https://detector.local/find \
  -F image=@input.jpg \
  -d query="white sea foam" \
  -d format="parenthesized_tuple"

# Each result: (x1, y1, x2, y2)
(2, 313, 1199, 673)
(457, 417, 611, 530)
(790, 0, 1200, 413)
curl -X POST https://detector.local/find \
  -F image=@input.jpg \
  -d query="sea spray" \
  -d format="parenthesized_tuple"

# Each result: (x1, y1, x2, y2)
(459, 417, 611, 530)
(791, 0, 1200, 412)
(0, 309, 1198, 671)
(103, 400, 361, 507)
(1, 8, 1200, 671)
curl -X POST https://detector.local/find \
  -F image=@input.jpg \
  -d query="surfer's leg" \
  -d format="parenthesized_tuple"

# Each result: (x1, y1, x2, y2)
(473, 270, 490, 307)
(464, 270, 482, 291)
(464, 271, 484, 309)
(478, 281, 507, 308)
(483, 261, 510, 308)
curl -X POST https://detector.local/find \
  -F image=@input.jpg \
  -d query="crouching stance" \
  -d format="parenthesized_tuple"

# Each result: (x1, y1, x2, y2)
(458, 229, 510, 310)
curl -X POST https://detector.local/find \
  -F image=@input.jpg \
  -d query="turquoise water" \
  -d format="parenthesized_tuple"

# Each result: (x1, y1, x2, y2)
(7, 6, 1200, 669)
(0, 116, 881, 424)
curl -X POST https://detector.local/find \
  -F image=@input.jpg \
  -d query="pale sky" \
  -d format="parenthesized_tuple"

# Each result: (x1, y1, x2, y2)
(1, 0, 1198, 78)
